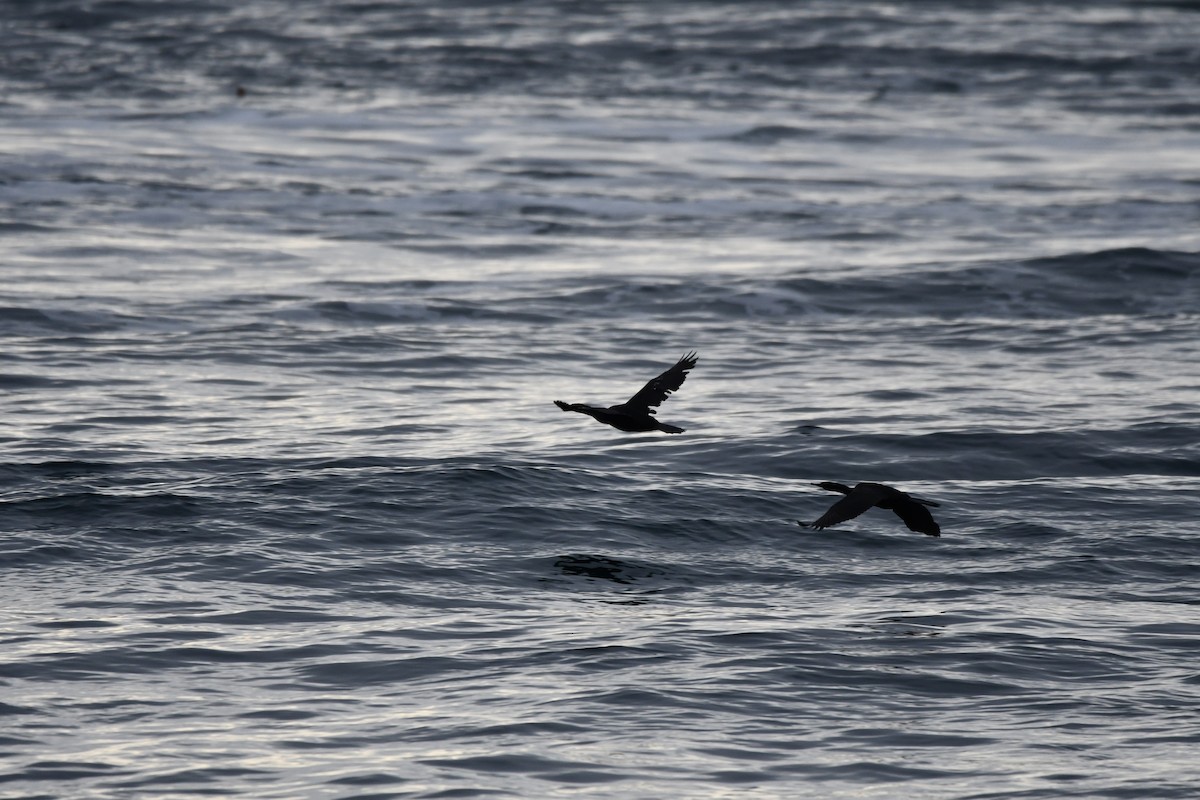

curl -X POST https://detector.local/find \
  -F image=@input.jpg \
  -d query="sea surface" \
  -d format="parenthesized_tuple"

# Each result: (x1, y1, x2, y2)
(3, 2, 1200, 798)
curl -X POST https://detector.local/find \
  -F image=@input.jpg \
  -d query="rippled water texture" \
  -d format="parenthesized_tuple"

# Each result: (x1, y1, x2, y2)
(3, 2, 1200, 798)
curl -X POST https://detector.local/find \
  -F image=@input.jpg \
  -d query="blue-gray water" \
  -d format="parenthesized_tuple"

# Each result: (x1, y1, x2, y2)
(3, 2, 1200, 798)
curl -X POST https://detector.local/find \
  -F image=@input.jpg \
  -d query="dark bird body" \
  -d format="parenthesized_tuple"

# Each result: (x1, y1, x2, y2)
(555, 352, 697, 434)
(807, 481, 941, 537)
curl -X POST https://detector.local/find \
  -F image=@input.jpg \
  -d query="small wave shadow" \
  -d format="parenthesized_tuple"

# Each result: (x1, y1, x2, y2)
(553, 553, 663, 584)
(870, 613, 950, 638)
(547, 554, 683, 604)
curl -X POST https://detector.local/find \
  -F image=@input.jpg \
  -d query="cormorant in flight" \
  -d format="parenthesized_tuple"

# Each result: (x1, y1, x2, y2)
(805, 481, 941, 537)
(555, 352, 698, 434)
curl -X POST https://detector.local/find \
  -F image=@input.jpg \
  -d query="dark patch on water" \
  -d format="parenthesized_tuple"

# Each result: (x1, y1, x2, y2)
(553, 553, 667, 585)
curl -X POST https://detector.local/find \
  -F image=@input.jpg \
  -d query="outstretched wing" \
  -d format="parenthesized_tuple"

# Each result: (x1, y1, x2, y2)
(810, 492, 876, 529)
(623, 352, 698, 413)
(809, 483, 891, 530)
(890, 499, 941, 536)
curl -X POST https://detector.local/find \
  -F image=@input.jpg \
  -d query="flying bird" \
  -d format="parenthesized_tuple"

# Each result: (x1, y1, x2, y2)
(554, 352, 698, 434)
(805, 481, 941, 537)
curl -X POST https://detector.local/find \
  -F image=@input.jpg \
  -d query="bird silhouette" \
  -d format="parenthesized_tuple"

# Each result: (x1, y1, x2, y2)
(554, 352, 698, 433)
(805, 481, 941, 537)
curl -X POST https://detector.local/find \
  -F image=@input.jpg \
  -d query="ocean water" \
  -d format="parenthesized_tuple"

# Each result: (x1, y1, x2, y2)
(3, 2, 1200, 798)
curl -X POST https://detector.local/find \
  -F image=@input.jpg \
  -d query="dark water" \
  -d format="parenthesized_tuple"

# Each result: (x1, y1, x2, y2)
(3, 2, 1200, 798)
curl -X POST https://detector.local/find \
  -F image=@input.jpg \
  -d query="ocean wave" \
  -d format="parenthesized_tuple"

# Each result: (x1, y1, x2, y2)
(6, 1, 1198, 114)
(772, 247, 1200, 320)
(294, 248, 1199, 325)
